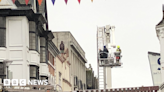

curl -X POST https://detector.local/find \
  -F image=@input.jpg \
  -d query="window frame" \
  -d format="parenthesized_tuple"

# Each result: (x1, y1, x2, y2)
(30, 65, 39, 80)
(0, 17, 6, 47)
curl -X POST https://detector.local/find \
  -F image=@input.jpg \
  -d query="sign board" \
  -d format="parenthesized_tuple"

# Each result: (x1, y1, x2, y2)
(148, 52, 162, 86)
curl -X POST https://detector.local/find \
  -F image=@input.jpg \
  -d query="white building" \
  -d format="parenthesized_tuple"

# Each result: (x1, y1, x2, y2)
(156, 4, 164, 92)
(0, 0, 56, 88)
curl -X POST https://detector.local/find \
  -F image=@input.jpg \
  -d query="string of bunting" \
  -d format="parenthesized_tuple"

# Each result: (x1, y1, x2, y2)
(0, 0, 93, 5)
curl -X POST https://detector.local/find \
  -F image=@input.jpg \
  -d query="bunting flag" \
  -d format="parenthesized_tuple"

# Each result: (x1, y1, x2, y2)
(38, 0, 43, 6)
(65, 0, 68, 4)
(78, 0, 80, 4)
(12, 0, 16, 3)
(91, 0, 93, 2)
(25, 0, 29, 5)
(51, 0, 55, 5)
(0, 0, 1, 2)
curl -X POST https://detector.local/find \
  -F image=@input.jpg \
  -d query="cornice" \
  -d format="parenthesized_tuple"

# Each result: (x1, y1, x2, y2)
(0, 9, 47, 24)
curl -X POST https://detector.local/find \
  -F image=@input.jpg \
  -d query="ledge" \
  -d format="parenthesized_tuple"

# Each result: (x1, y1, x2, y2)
(0, 9, 47, 24)
(70, 42, 87, 63)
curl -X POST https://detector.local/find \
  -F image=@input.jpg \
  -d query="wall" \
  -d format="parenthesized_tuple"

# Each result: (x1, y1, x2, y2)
(53, 32, 87, 91)
(5, 16, 30, 81)
(55, 56, 63, 91)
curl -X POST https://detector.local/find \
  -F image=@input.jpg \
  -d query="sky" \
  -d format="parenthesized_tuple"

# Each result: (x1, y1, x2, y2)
(46, 0, 164, 88)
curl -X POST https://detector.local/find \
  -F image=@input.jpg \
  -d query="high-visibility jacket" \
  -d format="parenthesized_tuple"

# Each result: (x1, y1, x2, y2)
(116, 48, 121, 53)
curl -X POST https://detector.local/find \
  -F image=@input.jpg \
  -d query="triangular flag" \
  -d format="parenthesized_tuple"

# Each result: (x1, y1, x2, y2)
(12, 0, 16, 3)
(38, 0, 43, 6)
(0, 0, 1, 2)
(51, 0, 55, 5)
(65, 0, 68, 4)
(91, 0, 93, 2)
(25, 0, 29, 5)
(78, 0, 80, 4)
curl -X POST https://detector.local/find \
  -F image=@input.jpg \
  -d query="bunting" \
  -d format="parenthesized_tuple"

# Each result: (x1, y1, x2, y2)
(51, 0, 55, 5)
(78, 0, 80, 4)
(25, 0, 29, 5)
(65, 0, 68, 4)
(12, 0, 16, 3)
(91, 0, 93, 2)
(0, 0, 1, 2)
(38, 0, 43, 6)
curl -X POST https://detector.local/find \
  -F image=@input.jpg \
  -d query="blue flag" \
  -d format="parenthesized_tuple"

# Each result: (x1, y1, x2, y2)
(51, 0, 55, 5)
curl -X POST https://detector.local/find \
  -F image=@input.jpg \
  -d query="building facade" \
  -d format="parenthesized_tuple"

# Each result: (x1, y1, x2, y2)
(156, 5, 164, 92)
(0, 0, 56, 89)
(86, 64, 98, 89)
(52, 32, 87, 91)
(55, 48, 71, 91)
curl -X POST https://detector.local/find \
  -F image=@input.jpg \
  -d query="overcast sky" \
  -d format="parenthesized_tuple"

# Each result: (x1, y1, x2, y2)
(46, 0, 164, 88)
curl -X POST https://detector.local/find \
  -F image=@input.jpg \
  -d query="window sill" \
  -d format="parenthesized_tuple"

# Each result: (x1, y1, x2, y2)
(0, 47, 6, 50)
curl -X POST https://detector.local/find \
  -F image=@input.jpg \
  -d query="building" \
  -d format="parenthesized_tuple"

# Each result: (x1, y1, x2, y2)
(86, 64, 98, 89)
(148, 52, 162, 87)
(0, 0, 57, 90)
(55, 49, 72, 91)
(52, 32, 87, 91)
(48, 40, 60, 87)
(155, 4, 164, 92)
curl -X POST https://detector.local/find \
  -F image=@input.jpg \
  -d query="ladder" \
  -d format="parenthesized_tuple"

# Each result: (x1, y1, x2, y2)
(97, 26, 106, 89)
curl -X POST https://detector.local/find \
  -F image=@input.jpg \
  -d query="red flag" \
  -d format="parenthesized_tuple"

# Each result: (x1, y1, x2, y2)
(12, 0, 16, 3)
(65, 0, 68, 4)
(25, 0, 29, 5)
(78, 0, 80, 4)
(38, 0, 43, 6)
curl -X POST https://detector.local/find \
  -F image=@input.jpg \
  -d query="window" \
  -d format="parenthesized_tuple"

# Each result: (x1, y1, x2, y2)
(30, 65, 39, 80)
(0, 62, 5, 79)
(40, 47, 46, 62)
(59, 72, 61, 90)
(29, 21, 39, 52)
(0, 17, 6, 47)
(40, 37, 47, 63)
(48, 52, 54, 65)
(59, 72, 61, 85)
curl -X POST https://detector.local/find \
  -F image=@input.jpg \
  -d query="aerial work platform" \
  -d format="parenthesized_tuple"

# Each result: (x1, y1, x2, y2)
(98, 52, 122, 67)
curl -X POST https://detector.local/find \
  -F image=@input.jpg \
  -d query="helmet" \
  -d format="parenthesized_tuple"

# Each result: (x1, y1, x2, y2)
(117, 46, 120, 48)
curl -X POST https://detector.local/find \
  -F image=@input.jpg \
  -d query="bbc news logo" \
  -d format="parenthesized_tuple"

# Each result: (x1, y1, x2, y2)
(3, 79, 48, 86)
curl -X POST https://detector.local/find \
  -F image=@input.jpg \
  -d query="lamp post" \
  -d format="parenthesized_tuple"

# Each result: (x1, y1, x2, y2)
(3, 60, 13, 79)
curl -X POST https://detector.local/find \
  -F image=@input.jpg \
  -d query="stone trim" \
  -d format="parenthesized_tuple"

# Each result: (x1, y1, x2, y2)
(63, 78, 72, 87)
